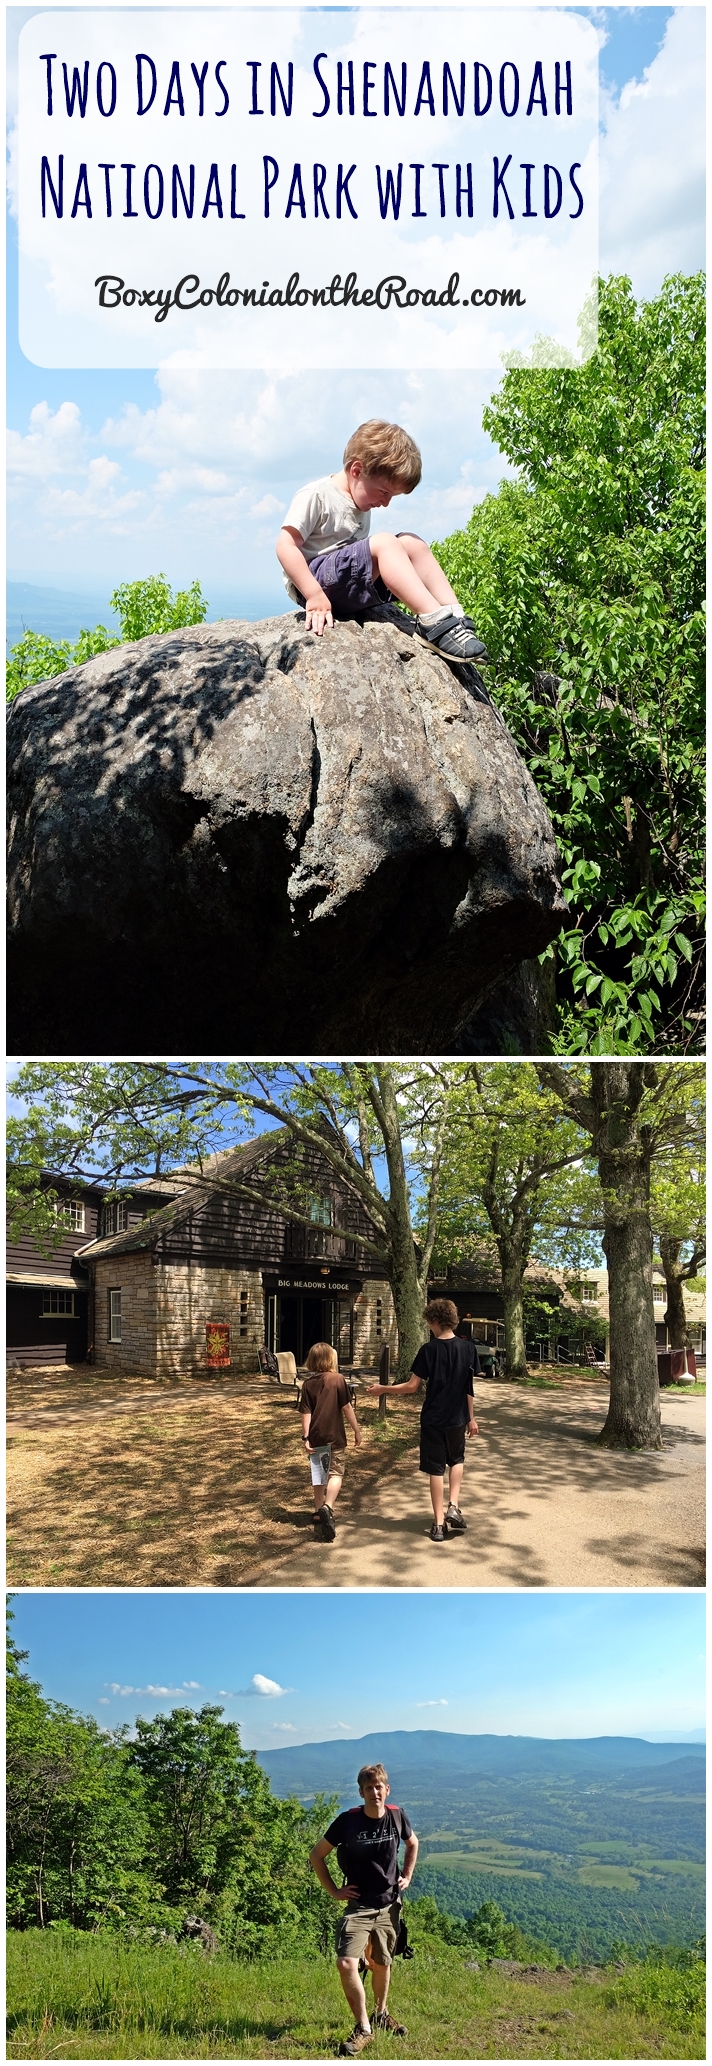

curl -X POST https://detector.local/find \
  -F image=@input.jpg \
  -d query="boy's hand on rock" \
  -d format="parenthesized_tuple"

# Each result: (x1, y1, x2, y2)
(305, 589, 334, 636)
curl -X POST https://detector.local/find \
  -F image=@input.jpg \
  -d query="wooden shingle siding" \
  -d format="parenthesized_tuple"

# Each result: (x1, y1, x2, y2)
(7, 1208, 99, 1278)
(7, 1285, 88, 1366)
(153, 1139, 386, 1276)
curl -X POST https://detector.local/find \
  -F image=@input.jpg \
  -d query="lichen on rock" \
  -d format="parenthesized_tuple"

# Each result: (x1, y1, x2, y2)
(7, 610, 566, 1052)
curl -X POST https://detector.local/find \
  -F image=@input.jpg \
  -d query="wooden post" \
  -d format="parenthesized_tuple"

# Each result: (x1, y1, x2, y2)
(378, 1341, 390, 1419)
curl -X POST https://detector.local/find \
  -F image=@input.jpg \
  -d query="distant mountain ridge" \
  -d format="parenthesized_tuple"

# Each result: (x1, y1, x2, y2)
(259, 1729, 705, 1801)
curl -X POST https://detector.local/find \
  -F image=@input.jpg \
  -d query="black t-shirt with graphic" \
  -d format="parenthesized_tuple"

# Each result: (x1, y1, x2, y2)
(411, 1335, 480, 1430)
(324, 1803, 413, 1907)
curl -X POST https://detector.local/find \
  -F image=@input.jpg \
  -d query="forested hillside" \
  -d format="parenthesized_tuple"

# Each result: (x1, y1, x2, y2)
(261, 1730, 705, 1957)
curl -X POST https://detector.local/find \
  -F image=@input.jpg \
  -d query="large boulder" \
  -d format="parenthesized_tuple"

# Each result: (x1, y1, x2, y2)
(7, 610, 566, 1052)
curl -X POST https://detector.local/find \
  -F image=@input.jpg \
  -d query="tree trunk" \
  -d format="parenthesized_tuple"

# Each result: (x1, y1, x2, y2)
(501, 1258, 528, 1378)
(659, 1236, 689, 1351)
(377, 1068, 428, 1378)
(387, 1229, 428, 1378)
(594, 1074, 662, 1447)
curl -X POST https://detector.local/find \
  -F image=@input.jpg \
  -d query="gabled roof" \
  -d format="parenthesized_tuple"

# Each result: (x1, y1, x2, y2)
(75, 1129, 301, 1261)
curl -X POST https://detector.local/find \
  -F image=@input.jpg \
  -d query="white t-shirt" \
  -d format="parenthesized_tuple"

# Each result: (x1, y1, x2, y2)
(281, 474, 370, 600)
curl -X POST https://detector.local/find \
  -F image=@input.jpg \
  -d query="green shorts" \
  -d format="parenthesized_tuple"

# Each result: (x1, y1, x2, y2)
(336, 1901, 400, 1966)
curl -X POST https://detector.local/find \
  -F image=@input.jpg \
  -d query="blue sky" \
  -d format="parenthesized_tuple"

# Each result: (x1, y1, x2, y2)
(6, 6, 705, 615)
(10, 1591, 705, 1748)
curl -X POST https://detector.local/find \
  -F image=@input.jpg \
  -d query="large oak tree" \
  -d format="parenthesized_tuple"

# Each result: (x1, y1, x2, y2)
(537, 1062, 705, 1446)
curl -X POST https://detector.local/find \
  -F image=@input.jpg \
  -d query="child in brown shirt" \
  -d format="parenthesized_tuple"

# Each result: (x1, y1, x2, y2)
(299, 1341, 362, 1543)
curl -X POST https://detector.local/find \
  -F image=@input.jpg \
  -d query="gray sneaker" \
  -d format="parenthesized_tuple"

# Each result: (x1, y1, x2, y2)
(445, 1504, 467, 1532)
(415, 612, 489, 664)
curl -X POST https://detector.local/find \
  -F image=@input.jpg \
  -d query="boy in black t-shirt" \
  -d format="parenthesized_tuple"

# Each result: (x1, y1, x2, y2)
(309, 1761, 418, 2056)
(368, 1298, 479, 1543)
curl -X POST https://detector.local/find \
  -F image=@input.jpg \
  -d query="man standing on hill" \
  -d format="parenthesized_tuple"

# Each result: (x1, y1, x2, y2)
(309, 1761, 418, 2055)
(368, 1298, 480, 1541)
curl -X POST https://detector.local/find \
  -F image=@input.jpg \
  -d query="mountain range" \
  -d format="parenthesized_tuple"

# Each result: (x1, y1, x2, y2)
(258, 1729, 705, 1803)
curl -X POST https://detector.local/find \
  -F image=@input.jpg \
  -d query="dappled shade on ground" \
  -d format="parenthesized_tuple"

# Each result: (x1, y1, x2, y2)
(6, 1371, 705, 1590)
(5, 1371, 417, 1588)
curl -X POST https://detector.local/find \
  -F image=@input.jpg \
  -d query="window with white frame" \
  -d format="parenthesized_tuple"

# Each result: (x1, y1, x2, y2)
(116, 1202, 128, 1232)
(42, 1290, 75, 1316)
(308, 1194, 332, 1226)
(103, 1201, 128, 1235)
(108, 1289, 122, 1342)
(55, 1199, 85, 1232)
(653, 1285, 666, 1304)
(580, 1283, 598, 1303)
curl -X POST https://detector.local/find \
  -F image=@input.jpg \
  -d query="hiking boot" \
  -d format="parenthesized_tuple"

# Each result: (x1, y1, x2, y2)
(429, 1521, 449, 1543)
(372, 2011, 408, 2036)
(415, 612, 489, 665)
(320, 1503, 337, 1542)
(445, 1504, 467, 1532)
(339, 2024, 373, 2056)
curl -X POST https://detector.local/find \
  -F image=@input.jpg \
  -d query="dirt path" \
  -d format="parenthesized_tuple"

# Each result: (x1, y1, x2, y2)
(259, 1383, 706, 1590)
(7, 1371, 704, 1589)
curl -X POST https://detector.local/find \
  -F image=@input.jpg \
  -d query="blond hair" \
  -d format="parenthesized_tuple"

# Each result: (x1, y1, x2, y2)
(305, 1340, 339, 1374)
(343, 420, 421, 490)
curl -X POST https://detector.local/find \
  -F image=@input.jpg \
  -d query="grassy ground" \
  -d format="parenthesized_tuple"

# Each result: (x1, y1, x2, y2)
(6, 1368, 421, 1587)
(6, 1932, 706, 2061)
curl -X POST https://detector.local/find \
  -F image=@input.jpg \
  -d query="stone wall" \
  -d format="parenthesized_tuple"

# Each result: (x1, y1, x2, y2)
(352, 1279, 398, 1367)
(92, 1256, 397, 1377)
(156, 1263, 264, 1377)
(93, 1253, 157, 1371)
(92, 1256, 264, 1377)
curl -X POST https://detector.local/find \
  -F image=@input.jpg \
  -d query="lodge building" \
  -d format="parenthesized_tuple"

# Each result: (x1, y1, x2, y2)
(7, 1133, 705, 1377)
(6, 1132, 397, 1377)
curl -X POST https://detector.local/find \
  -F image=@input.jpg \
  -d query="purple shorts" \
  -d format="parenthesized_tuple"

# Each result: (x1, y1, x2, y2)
(298, 537, 390, 617)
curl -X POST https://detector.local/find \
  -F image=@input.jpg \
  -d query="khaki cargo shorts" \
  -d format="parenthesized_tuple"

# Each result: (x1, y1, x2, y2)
(336, 1900, 400, 1966)
(307, 1443, 346, 1487)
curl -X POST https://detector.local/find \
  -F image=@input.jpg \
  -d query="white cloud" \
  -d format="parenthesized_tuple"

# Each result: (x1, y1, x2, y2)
(7, 365, 505, 581)
(330, 1721, 353, 1732)
(416, 1699, 449, 1708)
(250, 493, 285, 518)
(599, 8, 705, 296)
(233, 1673, 292, 1698)
(104, 1680, 202, 1697)
(7, 400, 87, 478)
(97, 1697, 110, 1706)
(272, 1721, 297, 1732)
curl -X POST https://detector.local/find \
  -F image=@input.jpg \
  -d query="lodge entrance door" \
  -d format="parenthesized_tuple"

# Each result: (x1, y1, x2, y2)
(266, 1293, 355, 1364)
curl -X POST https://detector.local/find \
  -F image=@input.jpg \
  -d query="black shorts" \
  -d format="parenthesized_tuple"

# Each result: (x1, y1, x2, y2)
(419, 1423, 467, 1476)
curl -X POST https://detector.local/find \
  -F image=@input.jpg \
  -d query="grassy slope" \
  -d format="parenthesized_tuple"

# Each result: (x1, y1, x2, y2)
(6, 1933, 705, 2062)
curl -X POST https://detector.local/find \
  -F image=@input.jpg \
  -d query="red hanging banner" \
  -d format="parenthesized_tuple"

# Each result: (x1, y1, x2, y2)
(206, 1321, 231, 1368)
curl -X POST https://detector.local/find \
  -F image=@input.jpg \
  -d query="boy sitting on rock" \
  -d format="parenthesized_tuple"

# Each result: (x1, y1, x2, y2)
(276, 417, 488, 665)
